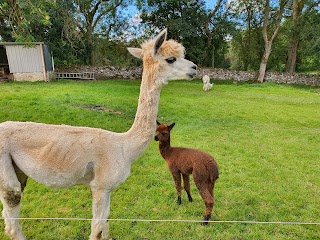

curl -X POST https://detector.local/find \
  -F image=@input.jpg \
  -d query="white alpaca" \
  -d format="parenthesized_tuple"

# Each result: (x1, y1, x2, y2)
(0, 29, 197, 240)
(202, 75, 213, 91)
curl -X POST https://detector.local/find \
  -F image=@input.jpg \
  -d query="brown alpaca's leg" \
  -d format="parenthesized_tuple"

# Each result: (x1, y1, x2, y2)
(171, 172, 182, 205)
(182, 174, 193, 202)
(207, 180, 216, 198)
(193, 173, 214, 225)
(198, 186, 214, 225)
(203, 180, 217, 225)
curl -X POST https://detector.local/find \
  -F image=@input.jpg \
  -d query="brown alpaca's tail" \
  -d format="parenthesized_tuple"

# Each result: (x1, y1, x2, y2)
(209, 159, 219, 183)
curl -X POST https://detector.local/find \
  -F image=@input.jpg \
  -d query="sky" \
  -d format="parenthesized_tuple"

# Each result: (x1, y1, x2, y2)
(205, 0, 219, 10)
(117, 0, 222, 40)
(125, 0, 220, 17)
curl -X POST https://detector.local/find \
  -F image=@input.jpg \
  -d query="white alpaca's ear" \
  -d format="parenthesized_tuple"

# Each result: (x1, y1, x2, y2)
(153, 28, 167, 57)
(127, 47, 143, 59)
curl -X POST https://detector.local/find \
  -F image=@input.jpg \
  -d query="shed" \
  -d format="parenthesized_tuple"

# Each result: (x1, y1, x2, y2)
(0, 42, 54, 82)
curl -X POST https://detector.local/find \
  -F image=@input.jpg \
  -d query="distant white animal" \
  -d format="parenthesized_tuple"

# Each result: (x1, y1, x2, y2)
(202, 75, 213, 91)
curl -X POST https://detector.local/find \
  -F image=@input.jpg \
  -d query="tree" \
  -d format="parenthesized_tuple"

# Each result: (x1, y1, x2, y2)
(227, 0, 266, 71)
(238, 0, 264, 70)
(0, 2, 14, 41)
(45, 0, 87, 65)
(285, 0, 320, 73)
(205, 0, 224, 68)
(285, 0, 306, 73)
(71, 0, 128, 65)
(0, 0, 130, 66)
(257, 0, 288, 82)
(204, 0, 235, 68)
(297, 3, 320, 72)
(0, 0, 52, 42)
(137, 0, 209, 66)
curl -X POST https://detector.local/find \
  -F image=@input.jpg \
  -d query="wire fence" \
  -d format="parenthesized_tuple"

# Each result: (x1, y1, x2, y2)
(1, 217, 320, 225)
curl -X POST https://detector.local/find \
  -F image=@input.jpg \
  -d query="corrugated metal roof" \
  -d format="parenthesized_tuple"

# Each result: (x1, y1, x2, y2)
(0, 42, 44, 46)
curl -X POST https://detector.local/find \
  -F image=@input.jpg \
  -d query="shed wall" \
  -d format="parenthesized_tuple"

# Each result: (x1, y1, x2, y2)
(13, 71, 53, 82)
(5, 45, 43, 73)
(43, 45, 53, 71)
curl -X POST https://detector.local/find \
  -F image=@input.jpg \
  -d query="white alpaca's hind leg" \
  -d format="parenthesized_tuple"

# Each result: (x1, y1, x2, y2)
(0, 153, 25, 240)
(89, 188, 111, 240)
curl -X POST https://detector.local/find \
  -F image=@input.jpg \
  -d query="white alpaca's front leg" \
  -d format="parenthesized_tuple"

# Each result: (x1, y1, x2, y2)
(0, 153, 26, 240)
(89, 188, 111, 240)
(1, 197, 25, 240)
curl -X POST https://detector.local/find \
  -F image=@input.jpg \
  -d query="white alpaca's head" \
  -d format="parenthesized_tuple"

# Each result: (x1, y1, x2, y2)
(127, 29, 197, 86)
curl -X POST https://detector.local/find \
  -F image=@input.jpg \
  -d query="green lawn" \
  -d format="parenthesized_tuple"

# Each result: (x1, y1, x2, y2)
(0, 80, 319, 240)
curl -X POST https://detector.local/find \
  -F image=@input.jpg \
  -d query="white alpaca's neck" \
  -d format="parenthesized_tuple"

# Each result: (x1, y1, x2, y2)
(123, 67, 162, 162)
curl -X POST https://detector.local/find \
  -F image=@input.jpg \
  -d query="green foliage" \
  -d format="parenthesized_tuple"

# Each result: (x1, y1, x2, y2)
(92, 39, 141, 67)
(71, 0, 130, 65)
(228, 28, 265, 70)
(227, 0, 320, 73)
(297, 7, 320, 72)
(267, 26, 289, 72)
(227, 0, 265, 70)
(0, 80, 319, 239)
(0, 0, 130, 66)
(0, 0, 319, 71)
(137, 0, 208, 65)
(40, 0, 86, 66)
(0, 0, 52, 42)
(136, 0, 232, 67)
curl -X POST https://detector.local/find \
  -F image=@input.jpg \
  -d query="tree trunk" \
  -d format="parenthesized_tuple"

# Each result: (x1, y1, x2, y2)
(211, 44, 215, 68)
(285, 0, 304, 73)
(243, 53, 249, 71)
(205, 0, 223, 69)
(286, 37, 299, 73)
(257, 44, 271, 83)
(85, 26, 94, 66)
(257, 0, 287, 83)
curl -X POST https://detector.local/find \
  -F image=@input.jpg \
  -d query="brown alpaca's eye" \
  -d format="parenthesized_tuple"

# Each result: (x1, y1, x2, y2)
(165, 57, 176, 64)
(162, 132, 167, 135)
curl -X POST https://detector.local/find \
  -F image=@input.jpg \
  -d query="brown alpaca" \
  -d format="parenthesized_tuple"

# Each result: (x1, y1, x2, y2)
(155, 121, 219, 225)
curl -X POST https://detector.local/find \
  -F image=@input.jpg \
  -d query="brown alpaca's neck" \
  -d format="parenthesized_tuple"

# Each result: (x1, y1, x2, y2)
(159, 138, 172, 159)
(124, 66, 162, 162)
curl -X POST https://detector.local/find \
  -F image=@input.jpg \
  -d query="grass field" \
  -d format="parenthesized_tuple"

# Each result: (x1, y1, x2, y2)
(0, 79, 319, 240)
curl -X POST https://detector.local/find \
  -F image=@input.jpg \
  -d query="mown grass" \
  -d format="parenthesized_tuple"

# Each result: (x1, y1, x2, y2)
(0, 79, 319, 240)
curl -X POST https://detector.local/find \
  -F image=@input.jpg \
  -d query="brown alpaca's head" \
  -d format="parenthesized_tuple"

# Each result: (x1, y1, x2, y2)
(127, 29, 197, 86)
(154, 121, 175, 142)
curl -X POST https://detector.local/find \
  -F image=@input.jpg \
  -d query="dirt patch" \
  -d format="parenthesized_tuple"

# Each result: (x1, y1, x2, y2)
(80, 105, 123, 115)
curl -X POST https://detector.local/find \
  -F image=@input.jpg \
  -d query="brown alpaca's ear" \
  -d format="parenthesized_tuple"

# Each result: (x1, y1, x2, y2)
(168, 123, 175, 131)
(153, 28, 167, 57)
(156, 120, 161, 126)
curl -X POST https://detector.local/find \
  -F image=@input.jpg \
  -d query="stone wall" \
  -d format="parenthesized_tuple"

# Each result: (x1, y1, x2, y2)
(199, 68, 320, 86)
(55, 66, 320, 86)
(56, 66, 142, 80)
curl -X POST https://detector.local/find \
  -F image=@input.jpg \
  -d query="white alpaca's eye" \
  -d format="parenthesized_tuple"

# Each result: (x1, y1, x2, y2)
(165, 57, 176, 64)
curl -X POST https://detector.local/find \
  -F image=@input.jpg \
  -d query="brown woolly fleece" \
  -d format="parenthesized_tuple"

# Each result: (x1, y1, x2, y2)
(155, 122, 219, 225)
